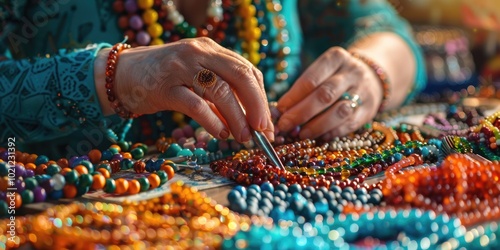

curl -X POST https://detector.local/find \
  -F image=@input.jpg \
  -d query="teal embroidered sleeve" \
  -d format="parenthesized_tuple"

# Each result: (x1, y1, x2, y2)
(0, 44, 111, 143)
(299, 0, 427, 104)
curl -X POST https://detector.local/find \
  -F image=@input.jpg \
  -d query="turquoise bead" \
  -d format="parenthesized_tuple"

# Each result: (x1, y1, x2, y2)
(45, 164, 61, 176)
(34, 155, 49, 166)
(177, 148, 193, 157)
(0, 200, 8, 217)
(24, 178, 38, 190)
(21, 189, 34, 204)
(160, 143, 182, 158)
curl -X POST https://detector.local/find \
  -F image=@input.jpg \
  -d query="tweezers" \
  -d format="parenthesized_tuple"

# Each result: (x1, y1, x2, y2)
(252, 130, 285, 169)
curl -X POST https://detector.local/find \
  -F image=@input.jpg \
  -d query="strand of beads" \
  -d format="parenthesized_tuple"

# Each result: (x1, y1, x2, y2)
(0, 182, 262, 249)
(0, 143, 176, 216)
(382, 153, 500, 227)
(467, 111, 500, 161)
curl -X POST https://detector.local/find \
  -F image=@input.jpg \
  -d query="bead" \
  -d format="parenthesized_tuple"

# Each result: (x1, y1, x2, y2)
(138, 177, 150, 192)
(91, 174, 106, 190)
(114, 178, 129, 195)
(128, 179, 141, 194)
(104, 179, 117, 193)
(147, 174, 161, 189)
(137, 0, 153, 9)
(142, 8, 158, 25)
(63, 185, 77, 198)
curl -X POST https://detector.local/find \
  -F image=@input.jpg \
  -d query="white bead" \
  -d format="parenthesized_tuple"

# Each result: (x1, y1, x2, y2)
(168, 12, 184, 24)
(208, 6, 223, 19)
(52, 174, 66, 191)
(243, 140, 255, 149)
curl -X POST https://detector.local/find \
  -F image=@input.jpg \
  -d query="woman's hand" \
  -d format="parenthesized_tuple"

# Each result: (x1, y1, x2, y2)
(276, 47, 383, 140)
(95, 37, 274, 143)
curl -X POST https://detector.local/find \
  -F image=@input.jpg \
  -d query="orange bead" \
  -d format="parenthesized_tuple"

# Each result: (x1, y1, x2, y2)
(46, 160, 57, 166)
(147, 174, 161, 189)
(35, 164, 47, 175)
(57, 158, 69, 169)
(109, 144, 121, 152)
(122, 152, 132, 159)
(63, 185, 78, 198)
(74, 165, 89, 175)
(127, 179, 141, 195)
(97, 168, 111, 179)
(19, 153, 29, 163)
(14, 193, 22, 209)
(160, 165, 175, 180)
(91, 174, 106, 190)
(114, 178, 129, 195)
(0, 177, 8, 191)
(27, 154, 38, 163)
(88, 149, 102, 164)
(60, 167, 73, 175)
(491, 143, 498, 149)
(25, 163, 37, 171)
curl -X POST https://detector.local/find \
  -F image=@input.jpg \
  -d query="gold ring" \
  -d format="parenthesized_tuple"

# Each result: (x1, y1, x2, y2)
(193, 69, 217, 97)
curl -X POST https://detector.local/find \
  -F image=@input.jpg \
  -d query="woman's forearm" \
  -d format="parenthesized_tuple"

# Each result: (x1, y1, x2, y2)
(348, 32, 417, 110)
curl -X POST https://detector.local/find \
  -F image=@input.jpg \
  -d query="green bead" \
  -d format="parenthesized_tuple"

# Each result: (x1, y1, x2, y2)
(24, 178, 38, 190)
(79, 174, 93, 188)
(0, 162, 9, 176)
(138, 177, 150, 192)
(117, 141, 130, 152)
(77, 186, 90, 197)
(120, 159, 134, 170)
(0, 200, 8, 217)
(175, 21, 190, 33)
(207, 138, 219, 152)
(177, 149, 193, 158)
(104, 179, 116, 193)
(46, 164, 61, 176)
(160, 143, 182, 158)
(65, 170, 79, 184)
(193, 148, 206, 157)
(21, 190, 34, 204)
(109, 147, 120, 155)
(136, 143, 149, 153)
(185, 26, 197, 38)
(131, 148, 145, 160)
(156, 170, 168, 185)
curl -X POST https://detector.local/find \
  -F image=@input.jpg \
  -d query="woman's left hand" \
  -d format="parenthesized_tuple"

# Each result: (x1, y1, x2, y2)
(276, 47, 383, 140)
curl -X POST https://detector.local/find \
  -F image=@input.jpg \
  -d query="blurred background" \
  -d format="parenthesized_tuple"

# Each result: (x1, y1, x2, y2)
(388, 0, 500, 101)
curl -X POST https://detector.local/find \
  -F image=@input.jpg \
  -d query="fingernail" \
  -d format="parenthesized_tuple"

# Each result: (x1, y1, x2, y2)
(264, 130, 275, 142)
(338, 103, 353, 119)
(219, 129, 229, 139)
(241, 127, 251, 142)
(300, 129, 312, 139)
(278, 118, 292, 132)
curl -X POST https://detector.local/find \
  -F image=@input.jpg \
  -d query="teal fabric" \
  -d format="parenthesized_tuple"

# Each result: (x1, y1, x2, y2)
(0, 0, 426, 158)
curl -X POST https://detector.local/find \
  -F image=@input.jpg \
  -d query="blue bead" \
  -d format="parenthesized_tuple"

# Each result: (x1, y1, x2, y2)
(311, 191, 324, 202)
(177, 149, 194, 157)
(269, 206, 286, 222)
(301, 203, 316, 221)
(357, 194, 368, 204)
(207, 138, 219, 153)
(314, 199, 329, 215)
(367, 193, 381, 205)
(421, 146, 430, 158)
(342, 186, 354, 194)
(227, 190, 241, 202)
(274, 190, 286, 200)
(248, 184, 261, 193)
(229, 197, 247, 212)
(260, 182, 274, 193)
(370, 188, 383, 197)
(276, 184, 288, 193)
(35, 155, 49, 166)
(355, 187, 368, 196)
(394, 153, 403, 161)
(49, 190, 63, 200)
(329, 185, 342, 193)
(261, 190, 273, 200)
(100, 150, 113, 161)
(301, 190, 311, 199)
(154, 159, 165, 171)
(234, 185, 247, 198)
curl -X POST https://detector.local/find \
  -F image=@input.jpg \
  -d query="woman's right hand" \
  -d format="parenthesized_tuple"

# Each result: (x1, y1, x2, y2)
(94, 37, 274, 143)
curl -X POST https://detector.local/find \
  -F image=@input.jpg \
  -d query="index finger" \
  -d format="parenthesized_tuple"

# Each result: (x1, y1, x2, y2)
(277, 47, 348, 112)
(199, 51, 273, 137)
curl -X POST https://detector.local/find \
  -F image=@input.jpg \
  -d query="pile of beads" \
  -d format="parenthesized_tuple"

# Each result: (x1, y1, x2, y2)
(0, 143, 176, 216)
(0, 181, 262, 249)
(227, 182, 383, 222)
(382, 153, 500, 227)
(222, 209, 475, 249)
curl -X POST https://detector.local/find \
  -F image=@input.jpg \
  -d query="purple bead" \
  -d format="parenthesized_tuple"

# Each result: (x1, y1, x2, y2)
(80, 155, 90, 161)
(289, 126, 301, 138)
(69, 156, 79, 167)
(111, 154, 124, 161)
(0, 151, 8, 161)
(218, 140, 229, 152)
(0, 192, 6, 201)
(172, 128, 185, 140)
(275, 136, 285, 146)
(177, 137, 187, 146)
(40, 179, 54, 193)
(136, 31, 151, 45)
(25, 169, 35, 178)
(129, 15, 143, 30)
(14, 179, 25, 192)
(33, 186, 47, 202)
(124, 0, 138, 13)
(182, 125, 194, 138)
(14, 164, 26, 178)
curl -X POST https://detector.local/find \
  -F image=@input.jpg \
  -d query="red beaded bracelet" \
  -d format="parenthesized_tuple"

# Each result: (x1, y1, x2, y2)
(105, 43, 140, 119)
(351, 52, 390, 112)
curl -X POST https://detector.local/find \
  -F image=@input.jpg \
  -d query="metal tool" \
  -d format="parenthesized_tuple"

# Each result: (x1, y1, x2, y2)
(252, 130, 285, 169)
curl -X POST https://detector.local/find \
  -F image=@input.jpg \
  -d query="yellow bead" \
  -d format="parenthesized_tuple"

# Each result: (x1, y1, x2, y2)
(239, 0, 252, 6)
(243, 40, 260, 52)
(248, 52, 260, 66)
(172, 112, 185, 123)
(147, 23, 163, 38)
(137, 0, 154, 9)
(243, 17, 258, 29)
(142, 9, 158, 25)
(240, 5, 256, 18)
(245, 27, 261, 41)
(341, 169, 350, 180)
(150, 38, 164, 46)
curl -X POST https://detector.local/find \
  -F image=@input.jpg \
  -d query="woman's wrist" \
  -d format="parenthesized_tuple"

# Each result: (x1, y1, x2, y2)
(94, 48, 115, 116)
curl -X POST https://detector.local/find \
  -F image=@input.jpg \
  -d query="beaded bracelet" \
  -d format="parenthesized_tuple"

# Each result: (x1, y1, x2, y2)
(351, 52, 390, 111)
(105, 43, 140, 119)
